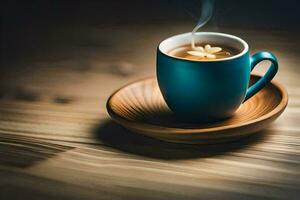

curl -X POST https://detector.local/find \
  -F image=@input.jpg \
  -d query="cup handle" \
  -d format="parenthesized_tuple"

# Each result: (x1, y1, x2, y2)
(244, 51, 278, 102)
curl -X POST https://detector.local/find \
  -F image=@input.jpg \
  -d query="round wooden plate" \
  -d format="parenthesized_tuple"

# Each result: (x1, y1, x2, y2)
(107, 75, 288, 144)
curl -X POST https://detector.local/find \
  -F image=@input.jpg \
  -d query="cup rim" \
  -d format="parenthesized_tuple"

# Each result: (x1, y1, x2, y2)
(158, 32, 249, 62)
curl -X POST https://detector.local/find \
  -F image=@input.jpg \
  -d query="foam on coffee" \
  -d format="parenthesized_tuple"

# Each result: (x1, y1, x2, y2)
(168, 43, 240, 61)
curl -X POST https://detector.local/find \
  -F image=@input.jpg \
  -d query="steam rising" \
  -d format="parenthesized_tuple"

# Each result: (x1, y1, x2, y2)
(191, 0, 215, 48)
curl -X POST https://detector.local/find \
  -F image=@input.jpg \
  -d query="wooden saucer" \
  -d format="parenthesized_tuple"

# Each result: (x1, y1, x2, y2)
(107, 75, 288, 144)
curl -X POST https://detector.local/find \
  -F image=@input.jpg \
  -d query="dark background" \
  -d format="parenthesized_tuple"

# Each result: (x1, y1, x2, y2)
(0, 2, 299, 200)
(1, 0, 300, 69)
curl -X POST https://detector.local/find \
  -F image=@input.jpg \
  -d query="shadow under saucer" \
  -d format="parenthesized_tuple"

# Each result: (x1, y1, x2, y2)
(93, 120, 269, 160)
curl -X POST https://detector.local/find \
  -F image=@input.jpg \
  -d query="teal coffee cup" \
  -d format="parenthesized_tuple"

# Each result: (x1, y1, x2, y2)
(156, 32, 278, 121)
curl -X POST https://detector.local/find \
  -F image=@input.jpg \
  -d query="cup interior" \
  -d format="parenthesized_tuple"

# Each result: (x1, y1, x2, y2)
(159, 32, 249, 61)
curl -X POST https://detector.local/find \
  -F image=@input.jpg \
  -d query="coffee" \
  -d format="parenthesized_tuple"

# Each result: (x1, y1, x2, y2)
(168, 43, 240, 61)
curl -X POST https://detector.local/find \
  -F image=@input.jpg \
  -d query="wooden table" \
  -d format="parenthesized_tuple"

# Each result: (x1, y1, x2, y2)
(0, 22, 299, 199)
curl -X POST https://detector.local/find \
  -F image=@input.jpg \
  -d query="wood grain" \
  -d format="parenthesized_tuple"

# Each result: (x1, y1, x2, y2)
(0, 24, 299, 200)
